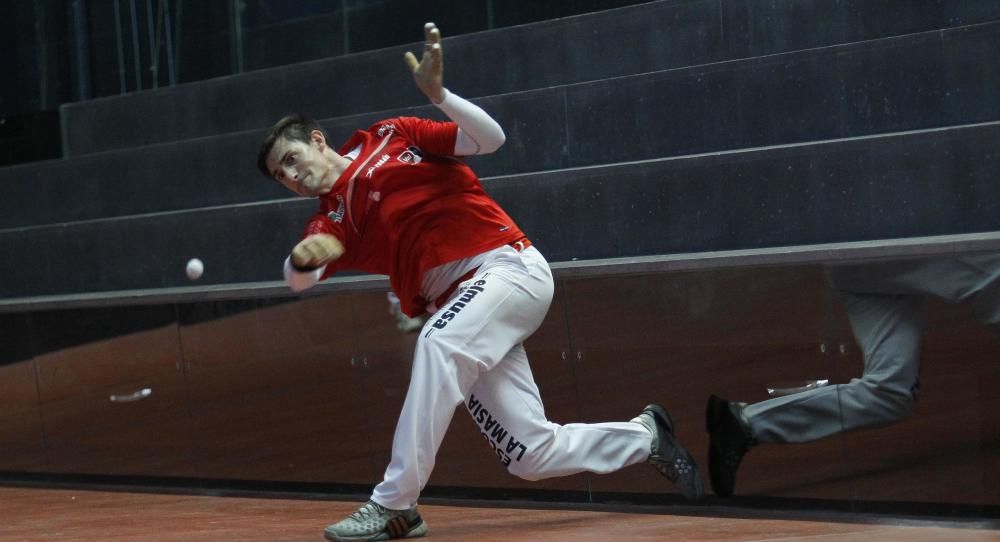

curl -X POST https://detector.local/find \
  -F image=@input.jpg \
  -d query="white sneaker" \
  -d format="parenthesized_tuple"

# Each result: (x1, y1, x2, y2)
(323, 500, 427, 541)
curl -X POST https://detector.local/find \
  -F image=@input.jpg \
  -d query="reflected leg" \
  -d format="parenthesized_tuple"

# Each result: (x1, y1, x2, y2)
(746, 292, 925, 443)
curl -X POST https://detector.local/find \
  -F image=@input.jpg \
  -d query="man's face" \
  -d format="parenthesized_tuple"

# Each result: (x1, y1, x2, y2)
(265, 131, 336, 197)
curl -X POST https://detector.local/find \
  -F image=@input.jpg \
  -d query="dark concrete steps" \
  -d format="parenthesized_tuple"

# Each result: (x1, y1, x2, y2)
(5, 22, 999, 230)
(2, 121, 996, 298)
(59, 0, 1000, 156)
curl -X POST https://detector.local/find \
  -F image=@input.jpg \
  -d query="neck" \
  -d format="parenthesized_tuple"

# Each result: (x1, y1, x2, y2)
(326, 148, 352, 179)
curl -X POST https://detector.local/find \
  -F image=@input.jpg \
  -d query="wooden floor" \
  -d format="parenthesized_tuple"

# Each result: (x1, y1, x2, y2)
(1, 486, 998, 541)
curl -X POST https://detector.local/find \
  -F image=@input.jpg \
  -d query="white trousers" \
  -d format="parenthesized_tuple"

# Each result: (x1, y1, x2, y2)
(371, 246, 651, 509)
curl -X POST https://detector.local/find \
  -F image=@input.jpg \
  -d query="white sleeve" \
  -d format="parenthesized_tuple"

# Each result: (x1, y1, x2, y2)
(283, 256, 325, 292)
(434, 88, 506, 156)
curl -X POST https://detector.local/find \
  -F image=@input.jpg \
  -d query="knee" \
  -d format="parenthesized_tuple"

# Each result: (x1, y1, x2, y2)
(508, 465, 545, 482)
(504, 439, 554, 482)
(473, 438, 547, 482)
(854, 376, 916, 422)
(416, 333, 479, 373)
(507, 455, 548, 482)
(417, 330, 450, 357)
(880, 389, 915, 422)
(411, 336, 486, 399)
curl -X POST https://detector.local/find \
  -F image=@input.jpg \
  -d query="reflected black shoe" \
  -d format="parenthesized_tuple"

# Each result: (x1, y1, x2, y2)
(632, 404, 704, 502)
(705, 394, 755, 498)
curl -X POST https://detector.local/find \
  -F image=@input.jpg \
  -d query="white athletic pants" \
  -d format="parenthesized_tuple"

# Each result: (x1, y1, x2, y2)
(371, 246, 652, 510)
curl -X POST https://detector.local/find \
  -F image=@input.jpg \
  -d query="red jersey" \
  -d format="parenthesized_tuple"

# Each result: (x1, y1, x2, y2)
(303, 117, 525, 316)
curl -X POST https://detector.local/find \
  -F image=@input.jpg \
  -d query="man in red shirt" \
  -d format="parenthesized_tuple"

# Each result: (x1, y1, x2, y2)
(258, 23, 702, 541)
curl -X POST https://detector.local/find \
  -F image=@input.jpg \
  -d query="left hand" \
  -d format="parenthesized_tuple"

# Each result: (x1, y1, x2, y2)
(403, 22, 446, 104)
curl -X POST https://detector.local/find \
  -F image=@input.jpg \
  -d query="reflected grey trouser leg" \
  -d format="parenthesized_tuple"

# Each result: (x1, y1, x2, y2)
(745, 292, 925, 443)
(745, 254, 1000, 444)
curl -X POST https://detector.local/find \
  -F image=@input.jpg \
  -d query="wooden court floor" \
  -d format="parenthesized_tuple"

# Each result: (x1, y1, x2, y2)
(1, 486, 999, 541)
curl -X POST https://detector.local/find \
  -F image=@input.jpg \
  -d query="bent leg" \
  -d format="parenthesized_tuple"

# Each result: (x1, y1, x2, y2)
(465, 344, 651, 481)
(371, 247, 554, 509)
(747, 292, 925, 443)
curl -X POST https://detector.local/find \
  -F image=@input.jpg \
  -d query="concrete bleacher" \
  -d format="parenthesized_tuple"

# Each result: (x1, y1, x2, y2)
(1, 0, 998, 300)
(1, 121, 997, 299)
(58, 0, 1000, 156)
(6, 20, 1000, 230)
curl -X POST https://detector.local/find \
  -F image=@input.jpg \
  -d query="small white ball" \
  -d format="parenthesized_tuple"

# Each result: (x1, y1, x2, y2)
(185, 258, 204, 280)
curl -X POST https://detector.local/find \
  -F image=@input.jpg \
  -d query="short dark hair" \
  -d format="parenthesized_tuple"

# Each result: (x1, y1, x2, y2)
(256, 114, 328, 178)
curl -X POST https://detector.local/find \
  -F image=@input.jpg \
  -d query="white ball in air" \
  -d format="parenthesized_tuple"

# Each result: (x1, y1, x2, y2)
(186, 258, 204, 280)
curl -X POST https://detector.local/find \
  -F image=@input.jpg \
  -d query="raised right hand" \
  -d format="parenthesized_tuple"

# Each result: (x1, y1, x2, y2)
(403, 22, 446, 104)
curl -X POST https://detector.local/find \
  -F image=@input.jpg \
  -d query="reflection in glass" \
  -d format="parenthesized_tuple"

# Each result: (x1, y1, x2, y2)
(708, 253, 1000, 503)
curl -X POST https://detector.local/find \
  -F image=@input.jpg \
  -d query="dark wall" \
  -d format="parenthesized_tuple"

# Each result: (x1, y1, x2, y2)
(0, 1, 72, 115)
(1, 2, 998, 297)
(58, 1, 1000, 156)
(1, 0, 655, 118)
(0, 0, 654, 166)
(10, 19, 994, 233)
(0, 1, 70, 165)
(1, 121, 996, 299)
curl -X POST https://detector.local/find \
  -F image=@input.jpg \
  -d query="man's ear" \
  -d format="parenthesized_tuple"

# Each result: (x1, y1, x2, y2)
(310, 129, 327, 149)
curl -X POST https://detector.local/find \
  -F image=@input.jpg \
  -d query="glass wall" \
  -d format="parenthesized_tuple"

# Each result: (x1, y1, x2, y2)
(1, 255, 997, 512)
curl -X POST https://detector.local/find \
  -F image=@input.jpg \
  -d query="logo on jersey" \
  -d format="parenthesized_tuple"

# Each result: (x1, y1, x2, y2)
(377, 123, 396, 137)
(366, 154, 391, 178)
(327, 195, 345, 223)
(397, 146, 423, 165)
